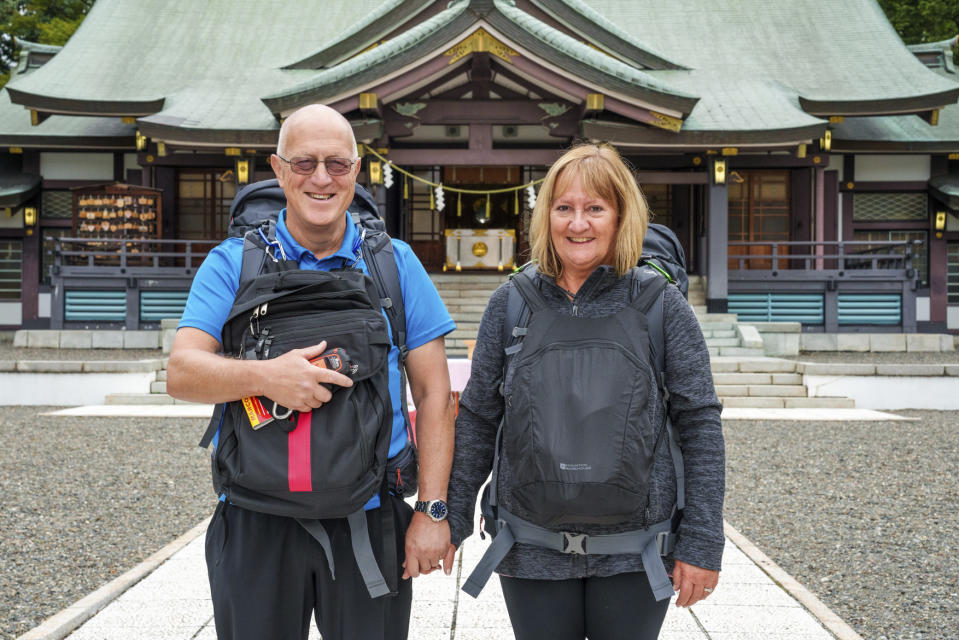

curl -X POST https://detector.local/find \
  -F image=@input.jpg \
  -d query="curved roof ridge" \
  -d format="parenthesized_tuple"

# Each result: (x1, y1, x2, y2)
(262, 1, 469, 111)
(12, 38, 63, 54)
(907, 35, 958, 54)
(492, 0, 697, 103)
(529, 0, 687, 70)
(280, 0, 434, 70)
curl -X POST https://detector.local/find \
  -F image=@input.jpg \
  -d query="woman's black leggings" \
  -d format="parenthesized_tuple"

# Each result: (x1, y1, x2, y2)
(499, 571, 670, 640)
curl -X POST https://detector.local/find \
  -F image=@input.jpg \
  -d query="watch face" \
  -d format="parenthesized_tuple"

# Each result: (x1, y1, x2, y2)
(428, 500, 448, 521)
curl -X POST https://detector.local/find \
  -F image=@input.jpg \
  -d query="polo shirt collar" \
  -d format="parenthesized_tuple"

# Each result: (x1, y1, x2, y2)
(275, 208, 363, 266)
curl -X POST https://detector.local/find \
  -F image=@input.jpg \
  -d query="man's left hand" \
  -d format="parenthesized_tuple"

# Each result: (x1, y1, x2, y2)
(403, 513, 453, 579)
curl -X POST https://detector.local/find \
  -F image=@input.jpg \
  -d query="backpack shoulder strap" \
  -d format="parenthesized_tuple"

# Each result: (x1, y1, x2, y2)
(502, 264, 544, 362)
(354, 215, 415, 447)
(628, 266, 685, 512)
(239, 219, 294, 292)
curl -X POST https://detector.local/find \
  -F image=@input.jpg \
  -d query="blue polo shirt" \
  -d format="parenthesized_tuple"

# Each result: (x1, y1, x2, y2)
(180, 209, 456, 507)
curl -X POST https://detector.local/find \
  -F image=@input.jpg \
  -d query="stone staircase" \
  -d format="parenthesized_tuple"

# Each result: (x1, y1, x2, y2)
(711, 357, 854, 409)
(430, 272, 509, 358)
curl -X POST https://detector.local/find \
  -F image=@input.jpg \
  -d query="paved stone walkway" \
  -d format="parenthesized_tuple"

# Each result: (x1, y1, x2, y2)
(42, 513, 847, 640)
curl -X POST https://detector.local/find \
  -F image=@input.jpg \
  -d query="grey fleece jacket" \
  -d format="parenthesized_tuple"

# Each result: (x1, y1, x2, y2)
(446, 265, 725, 579)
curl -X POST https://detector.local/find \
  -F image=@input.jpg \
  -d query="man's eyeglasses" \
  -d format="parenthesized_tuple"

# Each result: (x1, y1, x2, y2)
(276, 155, 357, 177)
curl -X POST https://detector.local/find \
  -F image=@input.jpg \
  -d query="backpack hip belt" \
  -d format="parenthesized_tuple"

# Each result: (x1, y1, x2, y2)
(462, 505, 678, 601)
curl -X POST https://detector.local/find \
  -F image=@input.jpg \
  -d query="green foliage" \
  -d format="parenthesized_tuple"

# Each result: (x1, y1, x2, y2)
(0, 0, 94, 87)
(878, 0, 959, 43)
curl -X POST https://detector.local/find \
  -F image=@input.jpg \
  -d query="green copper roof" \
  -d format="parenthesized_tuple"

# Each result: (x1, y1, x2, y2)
(528, 0, 686, 69)
(0, 172, 41, 207)
(282, 0, 435, 69)
(0, 89, 134, 148)
(929, 174, 959, 210)
(5, 0, 385, 115)
(578, 0, 959, 115)
(263, 0, 697, 116)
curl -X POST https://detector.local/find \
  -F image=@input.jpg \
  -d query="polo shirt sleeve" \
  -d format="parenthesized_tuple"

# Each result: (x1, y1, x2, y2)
(177, 238, 243, 342)
(391, 239, 456, 351)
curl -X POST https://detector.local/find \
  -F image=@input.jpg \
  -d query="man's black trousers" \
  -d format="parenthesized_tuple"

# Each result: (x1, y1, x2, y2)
(205, 497, 413, 640)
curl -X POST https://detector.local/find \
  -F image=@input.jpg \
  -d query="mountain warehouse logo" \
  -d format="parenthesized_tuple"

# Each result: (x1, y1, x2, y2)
(559, 463, 591, 471)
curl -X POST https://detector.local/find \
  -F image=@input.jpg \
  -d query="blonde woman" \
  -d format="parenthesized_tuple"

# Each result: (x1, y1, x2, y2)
(446, 144, 725, 640)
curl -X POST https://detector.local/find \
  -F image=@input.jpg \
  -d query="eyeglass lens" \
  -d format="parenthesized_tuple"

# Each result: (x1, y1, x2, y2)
(287, 157, 353, 176)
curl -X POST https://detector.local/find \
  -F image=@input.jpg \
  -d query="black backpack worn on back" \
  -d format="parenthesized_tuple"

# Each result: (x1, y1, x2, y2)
(643, 223, 688, 298)
(197, 179, 416, 599)
(461, 264, 686, 603)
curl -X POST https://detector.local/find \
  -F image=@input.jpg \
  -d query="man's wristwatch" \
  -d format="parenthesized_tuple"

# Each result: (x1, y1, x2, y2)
(414, 499, 449, 522)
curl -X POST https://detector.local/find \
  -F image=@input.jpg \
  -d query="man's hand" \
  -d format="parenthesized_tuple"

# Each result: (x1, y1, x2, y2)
(258, 341, 353, 412)
(402, 513, 453, 579)
(167, 329, 352, 407)
(672, 559, 719, 607)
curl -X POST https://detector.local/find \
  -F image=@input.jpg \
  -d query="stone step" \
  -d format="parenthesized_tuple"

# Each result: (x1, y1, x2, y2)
(105, 393, 175, 405)
(150, 381, 167, 394)
(705, 337, 740, 347)
(720, 396, 853, 409)
(716, 347, 766, 357)
(699, 322, 735, 332)
(156, 370, 167, 381)
(430, 274, 509, 284)
(715, 384, 807, 397)
(717, 372, 805, 385)
(702, 329, 736, 339)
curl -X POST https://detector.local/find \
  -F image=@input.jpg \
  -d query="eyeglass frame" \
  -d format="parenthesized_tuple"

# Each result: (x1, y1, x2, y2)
(275, 154, 359, 177)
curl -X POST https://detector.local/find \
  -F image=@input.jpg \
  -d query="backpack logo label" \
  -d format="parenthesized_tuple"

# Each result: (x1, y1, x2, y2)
(559, 463, 592, 471)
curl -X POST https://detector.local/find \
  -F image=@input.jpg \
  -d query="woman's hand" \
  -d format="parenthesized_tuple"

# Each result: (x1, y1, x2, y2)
(671, 560, 719, 607)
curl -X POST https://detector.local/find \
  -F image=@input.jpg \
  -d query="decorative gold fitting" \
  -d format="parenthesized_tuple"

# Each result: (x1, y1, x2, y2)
(585, 93, 605, 111)
(359, 93, 378, 110)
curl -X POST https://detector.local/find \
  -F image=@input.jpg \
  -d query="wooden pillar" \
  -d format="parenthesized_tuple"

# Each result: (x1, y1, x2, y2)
(154, 166, 176, 239)
(706, 161, 728, 313)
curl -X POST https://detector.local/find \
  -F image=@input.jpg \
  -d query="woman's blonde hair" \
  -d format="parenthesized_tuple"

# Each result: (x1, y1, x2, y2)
(529, 143, 649, 278)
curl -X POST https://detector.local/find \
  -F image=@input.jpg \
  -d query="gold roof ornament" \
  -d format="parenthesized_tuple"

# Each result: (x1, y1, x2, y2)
(445, 28, 519, 65)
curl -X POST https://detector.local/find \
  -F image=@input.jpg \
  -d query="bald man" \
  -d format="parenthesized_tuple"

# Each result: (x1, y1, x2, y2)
(168, 105, 455, 640)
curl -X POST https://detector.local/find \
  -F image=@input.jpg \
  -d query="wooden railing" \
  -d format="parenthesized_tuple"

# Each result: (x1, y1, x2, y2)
(727, 239, 920, 332)
(49, 237, 219, 329)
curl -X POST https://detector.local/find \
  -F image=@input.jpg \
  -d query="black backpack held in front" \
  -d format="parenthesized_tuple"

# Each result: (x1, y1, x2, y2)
(461, 265, 686, 602)
(196, 181, 415, 599)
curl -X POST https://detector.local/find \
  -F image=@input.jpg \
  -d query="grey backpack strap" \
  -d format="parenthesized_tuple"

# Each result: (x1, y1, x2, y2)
(630, 266, 685, 511)
(296, 510, 391, 599)
(346, 509, 392, 599)
(295, 518, 336, 580)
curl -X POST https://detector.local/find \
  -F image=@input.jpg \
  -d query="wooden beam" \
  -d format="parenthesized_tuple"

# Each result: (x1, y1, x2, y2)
(634, 172, 709, 184)
(409, 99, 572, 124)
(386, 148, 563, 166)
(469, 124, 493, 151)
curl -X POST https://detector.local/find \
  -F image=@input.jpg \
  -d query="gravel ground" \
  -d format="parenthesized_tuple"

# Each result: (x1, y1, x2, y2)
(797, 351, 959, 364)
(0, 406, 212, 640)
(0, 345, 163, 362)
(724, 410, 959, 640)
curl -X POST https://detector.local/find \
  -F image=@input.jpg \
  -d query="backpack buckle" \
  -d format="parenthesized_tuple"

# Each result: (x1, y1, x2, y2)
(561, 532, 588, 555)
(656, 531, 675, 555)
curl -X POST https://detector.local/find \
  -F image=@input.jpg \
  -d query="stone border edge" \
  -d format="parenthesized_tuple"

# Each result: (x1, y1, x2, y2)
(723, 521, 863, 640)
(15, 517, 211, 640)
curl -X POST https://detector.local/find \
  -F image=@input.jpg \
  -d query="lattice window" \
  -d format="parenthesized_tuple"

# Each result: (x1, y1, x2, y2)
(0, 240, 22, 299)
(948, 243, 959, 304)
(852, 230, 928, 286)
(853, 192, 927, 221)
(41, 190, 73, 219)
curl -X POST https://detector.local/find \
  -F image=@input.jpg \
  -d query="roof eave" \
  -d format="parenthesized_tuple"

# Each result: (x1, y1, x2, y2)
(800, 88, 959, 117)
(5, 87, 165, 118)
(581, 119, 825, 149)
(0, 175, 41, 208)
